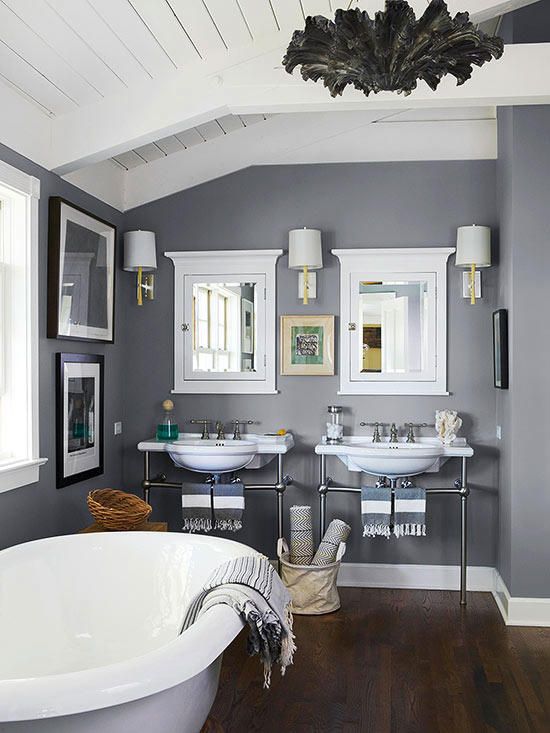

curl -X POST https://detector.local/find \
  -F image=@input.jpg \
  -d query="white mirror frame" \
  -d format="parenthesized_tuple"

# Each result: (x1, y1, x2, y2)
(334, 247, 455, 395)
(165, 249, 282, 394)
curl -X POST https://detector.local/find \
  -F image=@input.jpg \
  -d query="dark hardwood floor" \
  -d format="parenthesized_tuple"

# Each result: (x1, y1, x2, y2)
(206, 588, 550, 732)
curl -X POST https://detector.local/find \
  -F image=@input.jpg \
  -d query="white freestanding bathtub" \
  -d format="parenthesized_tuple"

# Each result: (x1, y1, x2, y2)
(0, 532, 257, 732)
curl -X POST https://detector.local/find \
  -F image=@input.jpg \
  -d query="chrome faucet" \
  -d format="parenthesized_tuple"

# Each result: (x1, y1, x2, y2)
(360, 421, 383, 443)
(405, 422, 431, 443)
(190, 419, 211, 440)
(232, 419, 254, 440)
(215, 421, 226, 441)
(389, 423, 399, 443)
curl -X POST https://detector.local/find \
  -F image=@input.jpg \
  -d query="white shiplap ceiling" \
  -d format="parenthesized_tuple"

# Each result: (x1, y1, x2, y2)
(0, 0, 546, 210)
(0, 0, 315, 117)
(111, 113, 269, 170)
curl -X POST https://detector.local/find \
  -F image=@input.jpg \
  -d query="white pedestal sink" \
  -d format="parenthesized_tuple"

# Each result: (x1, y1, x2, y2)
(315, 436, 473, 479)
(165, 439, 257, 473)
(138, 433, 295, 474)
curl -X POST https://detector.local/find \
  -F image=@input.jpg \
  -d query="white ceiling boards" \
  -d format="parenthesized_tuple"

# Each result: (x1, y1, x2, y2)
(0, 0, 546, 210)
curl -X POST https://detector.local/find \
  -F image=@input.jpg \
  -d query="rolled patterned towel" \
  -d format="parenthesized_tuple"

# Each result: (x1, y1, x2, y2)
(289, 505, 314, 565)
(312, 519, 351, 566)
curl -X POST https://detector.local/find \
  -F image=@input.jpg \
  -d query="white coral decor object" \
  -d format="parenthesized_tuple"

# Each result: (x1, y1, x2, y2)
(435, 410, 462, 444)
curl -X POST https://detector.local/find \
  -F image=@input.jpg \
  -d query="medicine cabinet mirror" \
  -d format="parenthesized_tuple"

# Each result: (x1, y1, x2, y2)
(166, 250, 282, 394)
(334, 248, 455, 395)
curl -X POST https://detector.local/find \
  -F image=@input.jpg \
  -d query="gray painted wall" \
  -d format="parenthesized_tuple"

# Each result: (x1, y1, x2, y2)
(0, 143, 125, 549)
(121, 161, 499, 567)
(495, 3, 550, 598)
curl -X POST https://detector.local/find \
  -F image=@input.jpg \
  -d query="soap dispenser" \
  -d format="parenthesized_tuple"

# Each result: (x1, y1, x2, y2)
(156, 399, 179, 441)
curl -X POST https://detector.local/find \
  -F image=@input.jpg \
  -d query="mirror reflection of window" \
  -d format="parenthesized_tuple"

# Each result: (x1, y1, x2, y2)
(359, 281, 428, 374)
(191, 282, 257, 373)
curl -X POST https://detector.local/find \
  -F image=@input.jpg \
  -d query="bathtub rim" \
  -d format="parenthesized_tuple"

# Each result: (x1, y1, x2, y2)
(0, 533, 253, 722)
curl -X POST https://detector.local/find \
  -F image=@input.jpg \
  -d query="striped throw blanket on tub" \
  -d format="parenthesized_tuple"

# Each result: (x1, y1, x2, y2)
(181, 554, 296, 687)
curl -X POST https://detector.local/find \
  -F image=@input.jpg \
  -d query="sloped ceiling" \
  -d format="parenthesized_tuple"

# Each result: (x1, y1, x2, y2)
(0, 0, 545, 210)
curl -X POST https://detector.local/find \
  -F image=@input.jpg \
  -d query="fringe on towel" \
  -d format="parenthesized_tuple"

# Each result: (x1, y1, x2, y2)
(183, 517, 212, 533)
(215, 518, 242, 532)
(393, 523, 426, 538)
(363, 523, 391, 539)
(182, 518, 243, 533)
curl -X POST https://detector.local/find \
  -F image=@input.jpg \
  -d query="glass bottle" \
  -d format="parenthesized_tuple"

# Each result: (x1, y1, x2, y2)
(326, 405, 344, 444)
(156, 399, 179, 441)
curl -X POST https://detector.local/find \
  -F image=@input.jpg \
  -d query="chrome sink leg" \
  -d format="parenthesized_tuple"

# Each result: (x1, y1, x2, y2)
(459, 456, 470, 606)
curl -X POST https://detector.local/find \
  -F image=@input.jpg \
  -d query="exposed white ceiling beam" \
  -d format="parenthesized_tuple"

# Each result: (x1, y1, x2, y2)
(356, 0, 539, 24)
(227, 43, 550, 112)
(47, 40, 550, 175)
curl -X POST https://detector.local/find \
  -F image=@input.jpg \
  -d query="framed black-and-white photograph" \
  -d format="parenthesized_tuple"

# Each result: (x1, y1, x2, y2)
(48, 197, 116, 342)
(56, 353, 104, 488)
(493, 309, 509, 389)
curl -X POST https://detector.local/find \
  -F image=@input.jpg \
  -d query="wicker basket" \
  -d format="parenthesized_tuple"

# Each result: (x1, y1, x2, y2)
(87, 489, 152, 530)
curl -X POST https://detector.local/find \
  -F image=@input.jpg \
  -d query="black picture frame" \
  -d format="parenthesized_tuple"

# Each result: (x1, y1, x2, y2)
(493, 309, 509, 389)
(56, 353, 104, 488)
(48, 197, 116, 343)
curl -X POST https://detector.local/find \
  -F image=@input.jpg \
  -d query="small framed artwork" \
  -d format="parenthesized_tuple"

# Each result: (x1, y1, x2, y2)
(493, 309, 509, 389)
(56, 353, 104, 488)
(241, 298, 254, 353)
(48, 197, 116, 343)
(280, 315, 335, 376)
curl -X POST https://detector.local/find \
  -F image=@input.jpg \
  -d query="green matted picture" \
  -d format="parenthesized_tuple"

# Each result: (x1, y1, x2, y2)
(280, 315, 335, 376)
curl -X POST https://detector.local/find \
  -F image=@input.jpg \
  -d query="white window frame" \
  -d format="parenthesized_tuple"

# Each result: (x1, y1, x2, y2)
(0, 159, 46, 492)
(166, 250, 282, 394)
(334, 247, 455, 395)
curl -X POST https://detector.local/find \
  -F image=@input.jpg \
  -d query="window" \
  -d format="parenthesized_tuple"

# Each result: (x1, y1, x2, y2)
(0, 160, 45, 492)
(192, 284, 236, 372)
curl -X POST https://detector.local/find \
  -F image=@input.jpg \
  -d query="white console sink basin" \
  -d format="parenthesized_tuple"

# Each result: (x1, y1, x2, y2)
(137, 432, 295, 474)
(165, 439, 257, 473)
(315, 436, 473, 479)
(338, 441, 443, 478)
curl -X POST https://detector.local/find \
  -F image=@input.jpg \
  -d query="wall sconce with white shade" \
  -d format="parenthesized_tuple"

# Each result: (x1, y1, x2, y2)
(123, 230, 157, 306)
(455, 225, 491, 305)
(288, 228, 323, 305)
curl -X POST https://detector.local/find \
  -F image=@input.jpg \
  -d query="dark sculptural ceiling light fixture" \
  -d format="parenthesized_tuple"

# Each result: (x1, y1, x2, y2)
(282, 0, 504, 98)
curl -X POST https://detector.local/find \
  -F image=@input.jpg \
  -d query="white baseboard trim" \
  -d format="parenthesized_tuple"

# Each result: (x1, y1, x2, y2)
(492, 570, 550, 627)
(333, 562, 550, 627)
(337, 561, 494, 592)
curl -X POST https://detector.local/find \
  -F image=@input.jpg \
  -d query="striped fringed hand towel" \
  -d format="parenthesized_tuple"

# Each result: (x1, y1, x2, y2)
(312, 519, 351, 565)
(289, 505, 314, 565)
(181, 555, 296, 688)
(361, 485, 392, 538)
(394, 487, 426, 537)
(182, 482, 213, 532)
(214, 479, 244, 532)
(182, 478, 244, 533)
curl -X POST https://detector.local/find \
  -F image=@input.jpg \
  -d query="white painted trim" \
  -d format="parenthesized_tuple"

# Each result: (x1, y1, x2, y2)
(0, 159, 40, 197)
(492, 570, 550, 627)
(0, 165, 47, 492)
(165, 250, 282, 395)
(0, 459, 48, 494)
(333, 247, 454, 395)
(337, 562, 495, 592)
